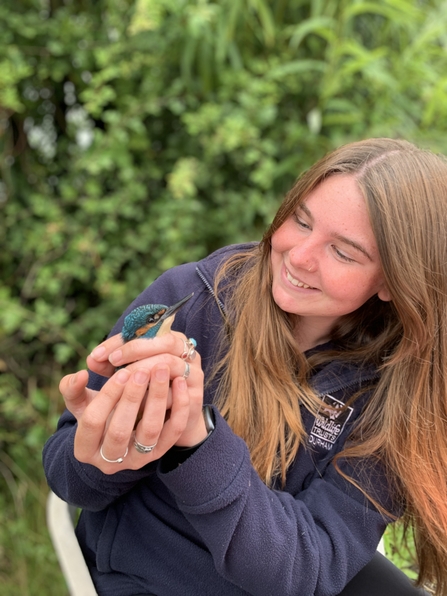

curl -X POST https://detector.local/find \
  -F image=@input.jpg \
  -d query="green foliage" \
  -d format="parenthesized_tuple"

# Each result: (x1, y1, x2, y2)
(2, 0, 447, 591)
(0, 372, 65, 593)
(383, 523, 419, 581)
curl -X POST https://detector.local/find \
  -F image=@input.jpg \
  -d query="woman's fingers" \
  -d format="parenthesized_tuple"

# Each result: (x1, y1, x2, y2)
(74, 364, 191, 473)
(60, 369, 93, 420)
(117, 352, 198, 388)
(74, 368, 133, 465)
(107, 366, 170, 462)
(72, 330, 204, 473)
(107, 333, 185, 369)
(101, 369, 152, 459)
(86, 333, 124, 377)
(87, 332, 191, 377)
(152, 376, 191, 452)
(132, 367, 186, 458)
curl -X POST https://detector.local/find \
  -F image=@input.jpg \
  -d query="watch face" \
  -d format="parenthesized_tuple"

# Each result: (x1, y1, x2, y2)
(203, 405, 215, 434)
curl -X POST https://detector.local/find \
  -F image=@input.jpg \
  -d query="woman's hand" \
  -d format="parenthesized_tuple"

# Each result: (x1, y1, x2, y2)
(60, 332, 207, 474)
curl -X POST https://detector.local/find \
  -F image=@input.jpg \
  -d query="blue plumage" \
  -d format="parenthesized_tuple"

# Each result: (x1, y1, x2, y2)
(121, 293, 194, 342)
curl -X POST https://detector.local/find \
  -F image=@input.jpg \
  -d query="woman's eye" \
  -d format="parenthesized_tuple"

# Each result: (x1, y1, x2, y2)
(333, 246, 355, 263)
(293, 214, 311, 230)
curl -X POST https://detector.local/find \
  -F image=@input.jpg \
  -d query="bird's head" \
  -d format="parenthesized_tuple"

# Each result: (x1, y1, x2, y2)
(121, 293, 194, 342)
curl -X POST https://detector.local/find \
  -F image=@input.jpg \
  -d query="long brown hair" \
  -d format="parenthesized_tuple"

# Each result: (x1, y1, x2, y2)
(214, 138, 447, 593)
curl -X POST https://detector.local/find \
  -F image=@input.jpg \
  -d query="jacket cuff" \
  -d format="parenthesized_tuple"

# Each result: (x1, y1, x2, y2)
(160, 405, 215, 472)
(157, 406, 251, 512)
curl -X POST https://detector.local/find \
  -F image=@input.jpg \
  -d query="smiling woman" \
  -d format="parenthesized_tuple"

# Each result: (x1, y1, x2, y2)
(44, 138, 445, 596)
(270, 175, 391, 351)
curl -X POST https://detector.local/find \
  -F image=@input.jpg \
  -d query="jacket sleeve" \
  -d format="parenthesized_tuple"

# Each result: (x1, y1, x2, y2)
(158, 407, 395, 596)
(42, 260, 215, 511)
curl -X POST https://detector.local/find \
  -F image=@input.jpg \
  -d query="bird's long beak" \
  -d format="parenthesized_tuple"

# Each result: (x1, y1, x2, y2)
(157, 292, 194, 336)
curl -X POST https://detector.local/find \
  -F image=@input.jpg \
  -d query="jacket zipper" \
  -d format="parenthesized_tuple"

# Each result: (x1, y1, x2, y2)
(196, 266, 226, 313)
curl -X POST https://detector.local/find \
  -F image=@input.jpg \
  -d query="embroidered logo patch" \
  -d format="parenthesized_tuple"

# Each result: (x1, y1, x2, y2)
(308, 394, 353, 451)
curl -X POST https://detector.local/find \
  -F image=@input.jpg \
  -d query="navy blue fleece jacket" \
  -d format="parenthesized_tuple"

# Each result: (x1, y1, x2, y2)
(43, 243, 396, 596)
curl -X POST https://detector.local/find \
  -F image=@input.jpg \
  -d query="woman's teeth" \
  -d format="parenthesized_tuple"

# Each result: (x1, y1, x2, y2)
(286, 269, 313, 289)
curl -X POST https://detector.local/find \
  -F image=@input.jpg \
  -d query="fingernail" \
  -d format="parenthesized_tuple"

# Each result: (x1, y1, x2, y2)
(109, 350, 122, 365)
(115, 369, 130, 384)
(154, 367, 169, 382)
(70, 372, 79, 385)
(177, 377, 187, 390)
(90, 346, 106, 360)
(134, 370, 149, 385)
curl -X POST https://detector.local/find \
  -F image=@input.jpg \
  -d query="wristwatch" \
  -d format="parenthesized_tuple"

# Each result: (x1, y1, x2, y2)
(202, 405, 215, 439)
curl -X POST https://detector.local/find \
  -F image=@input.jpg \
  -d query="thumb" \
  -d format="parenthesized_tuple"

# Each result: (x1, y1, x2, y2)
(59, 369, 93, 420)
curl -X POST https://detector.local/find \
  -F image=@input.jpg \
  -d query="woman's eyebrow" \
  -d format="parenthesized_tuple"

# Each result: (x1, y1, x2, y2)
(299, 203, 313, 220)
(297, 203, 373, 261)
(334, 233, 373, 261)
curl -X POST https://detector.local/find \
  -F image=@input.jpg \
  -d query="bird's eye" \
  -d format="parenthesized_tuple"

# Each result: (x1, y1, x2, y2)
(153, 314, 160, 321)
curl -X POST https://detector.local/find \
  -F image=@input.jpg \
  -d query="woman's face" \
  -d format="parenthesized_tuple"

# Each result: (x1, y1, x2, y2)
(270, 174, 391, 348)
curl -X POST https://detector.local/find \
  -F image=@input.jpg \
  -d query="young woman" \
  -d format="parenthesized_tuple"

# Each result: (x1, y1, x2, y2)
(43, 138, 446, 595)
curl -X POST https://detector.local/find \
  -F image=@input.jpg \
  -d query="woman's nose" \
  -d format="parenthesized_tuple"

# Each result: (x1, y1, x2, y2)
(289, 239, 318, 273)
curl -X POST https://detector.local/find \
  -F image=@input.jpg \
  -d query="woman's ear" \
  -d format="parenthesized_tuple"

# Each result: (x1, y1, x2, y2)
(378, 285, 392, 302)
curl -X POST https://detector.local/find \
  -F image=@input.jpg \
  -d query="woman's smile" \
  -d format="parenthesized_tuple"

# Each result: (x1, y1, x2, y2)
(285, 267, 318, 290)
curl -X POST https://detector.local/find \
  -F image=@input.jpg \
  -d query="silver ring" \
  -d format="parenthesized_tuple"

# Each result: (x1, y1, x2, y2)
(181, 338, 197, 362)
(183, 362, 190, 379)
(100, 444, 128, 464)
(133, 438, 157, 454)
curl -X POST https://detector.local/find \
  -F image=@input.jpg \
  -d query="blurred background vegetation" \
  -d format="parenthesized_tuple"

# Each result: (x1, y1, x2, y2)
(1, 0, 447, 593)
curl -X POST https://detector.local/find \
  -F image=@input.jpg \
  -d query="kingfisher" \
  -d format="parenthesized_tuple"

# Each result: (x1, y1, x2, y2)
(121, 292, 194, 342)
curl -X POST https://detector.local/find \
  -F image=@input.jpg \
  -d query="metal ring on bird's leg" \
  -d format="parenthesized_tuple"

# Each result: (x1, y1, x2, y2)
(100, 445, 128, 464)
(182, 362, 190, 379)
(133, 437, 157, 454)
(181, 338, 197, 362)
